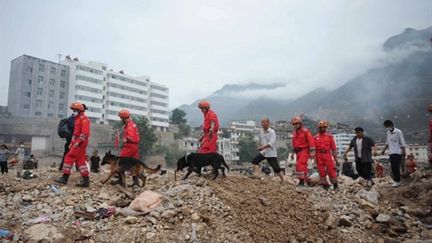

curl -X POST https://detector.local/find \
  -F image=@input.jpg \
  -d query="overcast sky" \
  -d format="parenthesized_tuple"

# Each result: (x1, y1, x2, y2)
(0, 0, 431, 108)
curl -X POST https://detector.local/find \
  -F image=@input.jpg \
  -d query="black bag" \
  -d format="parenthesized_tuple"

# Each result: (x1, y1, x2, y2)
(58, 116, 74, 138)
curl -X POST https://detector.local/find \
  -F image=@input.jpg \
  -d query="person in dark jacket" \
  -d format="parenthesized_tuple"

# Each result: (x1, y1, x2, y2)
(59, 114, 74, 171)
(0, 144, 9, 174)
(343, 127, 377, 187)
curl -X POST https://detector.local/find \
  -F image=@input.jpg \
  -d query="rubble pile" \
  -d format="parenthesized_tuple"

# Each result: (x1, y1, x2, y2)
(0, 169, 431, 242)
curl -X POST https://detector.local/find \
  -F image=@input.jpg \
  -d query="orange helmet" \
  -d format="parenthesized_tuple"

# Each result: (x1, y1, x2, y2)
(198, 100, 210, 109)
(318, 120, 329, 128)
(118, 109, 131, 118)
(69, 101, 84, 112)
(291, 116, 302, 124)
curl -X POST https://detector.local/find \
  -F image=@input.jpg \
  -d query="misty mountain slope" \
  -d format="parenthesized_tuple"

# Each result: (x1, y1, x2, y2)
(177, 27, 432, 140)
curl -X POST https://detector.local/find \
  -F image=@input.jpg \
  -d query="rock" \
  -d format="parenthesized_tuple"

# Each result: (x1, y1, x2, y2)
(12, 193, 22, 204)
(161, 209, 177, 219)
(357, 189, 379, 204)
(25, 224, 64, 241)
(146, 232, 156, 240)
(339, 215, 352, 227)
(125, 216, 139, 224)
(191, 212, 200, 222)
(325, 214, 339, 230)
(259, 197, 271, 206)
(421, 229, 432, 239)
(149, 211, 161, 219)
(147, 216, 158, 225)
(22, 194, 33, 201)
(376, 214, 392, 223)
(195, 179, 206, 187)
(400, 206, 431, 217)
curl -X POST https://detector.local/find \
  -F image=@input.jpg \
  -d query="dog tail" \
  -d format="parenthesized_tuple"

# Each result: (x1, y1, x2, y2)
(141, 162, 161, 173)
(222, 157, 230, 172)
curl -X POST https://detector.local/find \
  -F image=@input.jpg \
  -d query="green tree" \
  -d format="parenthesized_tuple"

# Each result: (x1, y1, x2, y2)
(174, 123, 191, 139)
(170, 108, 187, 124)
(113, 116, 157, 159)
(238, 134, 257, 163)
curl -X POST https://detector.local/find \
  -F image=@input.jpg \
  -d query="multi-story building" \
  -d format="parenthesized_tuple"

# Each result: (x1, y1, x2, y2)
(7, 54, 169, 131)
(332, 132, 356, 160)
(228, 120, 261, 162)
(61, 56, 169, 130)
(8, 55, 70, 119)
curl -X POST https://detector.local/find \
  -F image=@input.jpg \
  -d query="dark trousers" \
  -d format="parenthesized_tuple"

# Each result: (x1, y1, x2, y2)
(390, 154, 402, 182)
(252, 154, 282, 174)
(59, 140, 71, 171)
(355, 161, 372, 180)
(0, 161, 8, 174)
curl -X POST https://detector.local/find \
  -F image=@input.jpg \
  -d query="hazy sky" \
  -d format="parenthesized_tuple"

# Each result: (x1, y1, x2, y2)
(1, 0, 431, 108)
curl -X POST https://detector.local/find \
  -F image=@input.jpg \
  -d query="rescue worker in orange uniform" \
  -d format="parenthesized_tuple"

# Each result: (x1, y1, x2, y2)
(406, 154, 417, 175)
(314, 120, 338, 190)
(197, 101, 219, 153)
(116, 109, 141, 186)
(55, 102, 91, 187)
(290, 116, 315, 187)
(118, 109, 140, 159)
(375, 161, 384, 178)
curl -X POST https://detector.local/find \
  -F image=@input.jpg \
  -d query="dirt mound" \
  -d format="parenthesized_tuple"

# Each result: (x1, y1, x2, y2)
(210, 175, 342, 242)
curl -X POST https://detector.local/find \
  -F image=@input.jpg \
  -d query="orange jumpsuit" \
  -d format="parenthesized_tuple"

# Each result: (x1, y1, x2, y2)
(119, 119, 140, 159)
(314, 132, 337, 185)
(198, 109, 219, 153)
(292, 127, 315, 181)
(63, 112, 90, 176)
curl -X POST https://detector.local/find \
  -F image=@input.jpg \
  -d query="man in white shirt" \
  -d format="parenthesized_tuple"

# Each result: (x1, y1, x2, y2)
(251, 118, 284, 182)
(381, 120, 407, 187)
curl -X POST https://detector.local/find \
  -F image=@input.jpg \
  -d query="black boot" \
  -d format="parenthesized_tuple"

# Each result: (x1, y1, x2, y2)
(297, 180, 305, 187)
(323, 185, 330, 190)
(333, 182, 339, 191)
(76, 176, 90, 187)
(55, 174, 70, 184)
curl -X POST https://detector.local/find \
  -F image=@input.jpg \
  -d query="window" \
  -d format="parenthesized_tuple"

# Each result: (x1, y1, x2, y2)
(26, 67, 33, 73)
(37, 88, 43, 96)
(76, 75, 102, 84)
(35, 111, 42, 116)
(58, 103, 65, 110)
(75, 85, 102, 93)
(25, 92, 31, 98)
(48, 102, 54, 110)
(50, 66, 56, 74)
(36, 100, 42, 107)
(47, 113, 54, 117)
(60, 80, 66, 88)
(49, 90, 55, 97)
(49, 79, 55, 86)
(58, 114, 65, 118)
(27, 79, 32, 85)
(61, 70, 66, 77)
(23, 104, 30, 109)
(59, 92, 65, 99)
(39, 64, 45, 72)
(38, 76, 44, 85)
(76, 65, 103, 75)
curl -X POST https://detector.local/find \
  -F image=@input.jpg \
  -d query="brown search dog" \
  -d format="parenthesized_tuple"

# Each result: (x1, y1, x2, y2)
(101, 151, 160, 187)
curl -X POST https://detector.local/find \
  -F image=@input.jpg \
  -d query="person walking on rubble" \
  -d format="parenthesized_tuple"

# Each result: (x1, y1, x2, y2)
(290, 116, 315, 187)
(55, 101, 91, 187)
(343, 127, 377, 187)
(314, 120, 339, 190)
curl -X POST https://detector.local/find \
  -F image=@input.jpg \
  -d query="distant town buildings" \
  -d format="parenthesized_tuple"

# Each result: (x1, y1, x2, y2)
(7, 54, 170, 131)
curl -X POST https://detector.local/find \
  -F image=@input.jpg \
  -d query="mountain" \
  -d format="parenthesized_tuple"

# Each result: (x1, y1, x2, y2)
(178, 83, 291, 126)
(178, 27, 432, 142)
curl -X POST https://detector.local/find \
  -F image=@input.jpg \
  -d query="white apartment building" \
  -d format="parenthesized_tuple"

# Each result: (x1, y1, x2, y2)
(228, 120, 261, 163)
(61, 56, 169, 130)
(333, 132, 356, 160)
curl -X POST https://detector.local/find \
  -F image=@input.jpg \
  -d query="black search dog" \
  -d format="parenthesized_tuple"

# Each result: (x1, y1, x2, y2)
(175, 153, 229, 180)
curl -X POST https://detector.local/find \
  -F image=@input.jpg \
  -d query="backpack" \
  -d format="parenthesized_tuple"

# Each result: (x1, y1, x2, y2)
(57, 116, 74, 138)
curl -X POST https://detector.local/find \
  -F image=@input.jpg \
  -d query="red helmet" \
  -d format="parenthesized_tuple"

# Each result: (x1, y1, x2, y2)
(69, 102, 84, 112)
(291, 116, 302, 125)
(118, 109, 131, 118)
(198, 100, 210, 109)
(318, 120, 329, 128)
